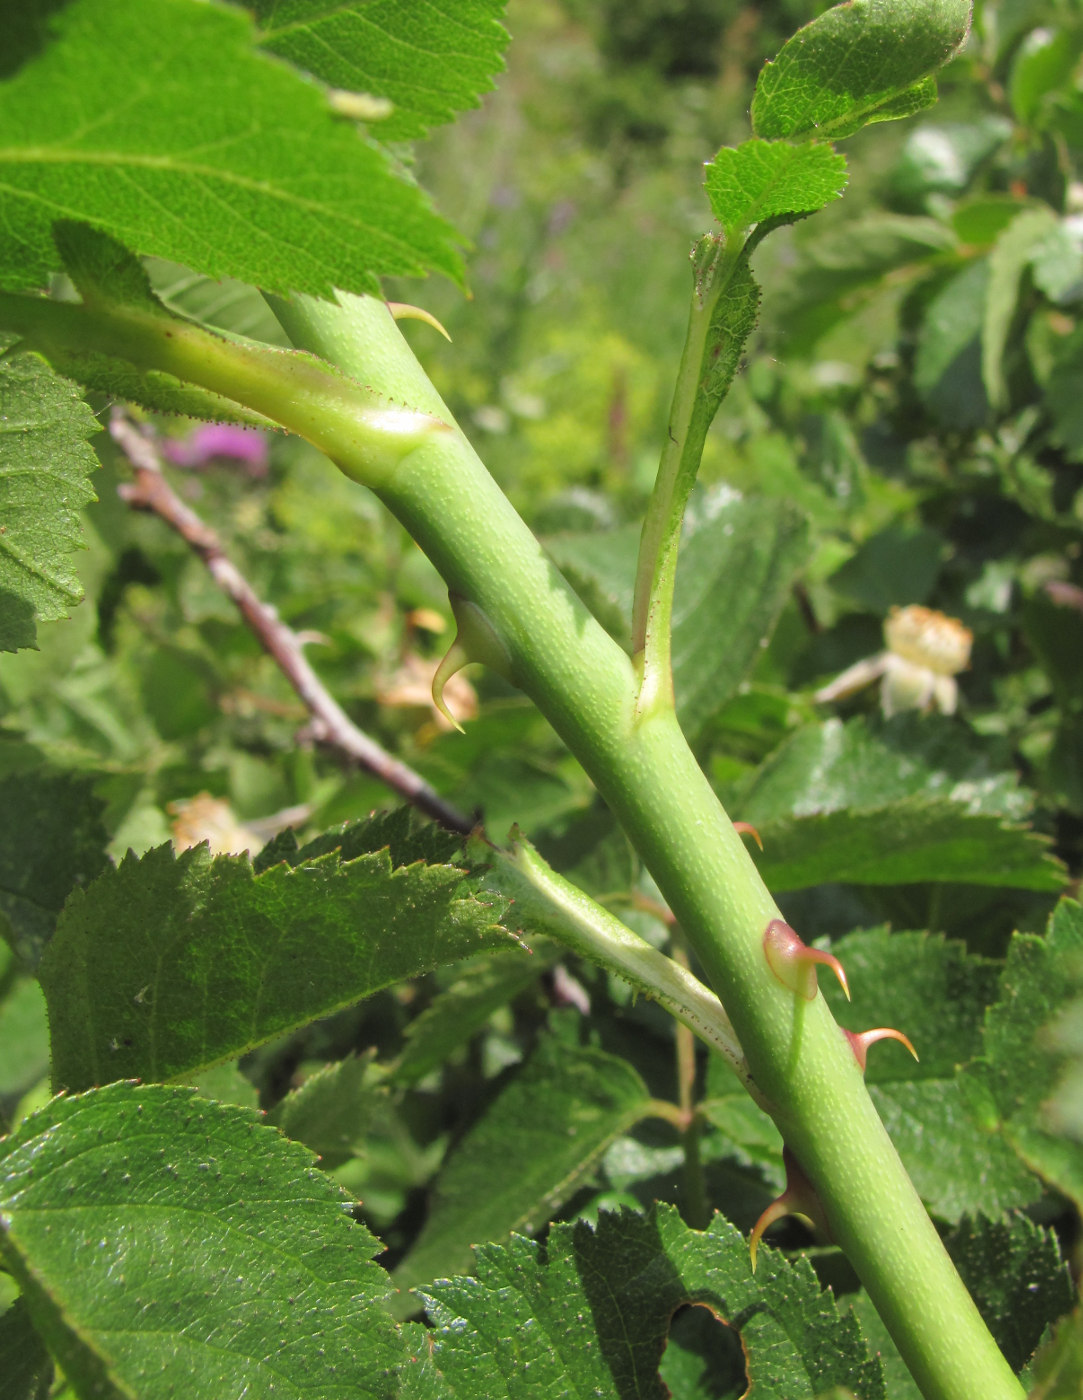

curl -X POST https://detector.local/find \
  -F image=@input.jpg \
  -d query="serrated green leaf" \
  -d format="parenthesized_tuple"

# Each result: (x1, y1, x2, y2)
(0, 0, 461, 298)
(751, 0, 971, 142)
(246, 0, 509, 143)
(0, 1298, 52, 1400)
(420, 1203, 884, 1399)
(817, 929, 1038, 1219)
(750, 799, 1062, 891)
(0, 770, 110, 969)
(393, 949, 554, 1086)
(269, 1054, 386, 1169)
(705, 140, 848, 239)
(39, 817, 516, 1092)
(672, 496, 810, 740)
(736, 716, 1034, 824)
(0, 1082, 413, 1398)
(394, 1036, 652, 1294)
(1027, 1304, 1083, 1400)
(0, 345, 98, 652)
(732, 719, 1061, 892)
(965, 899, 1083, 1210)
(942, 1215, 1073, 1374)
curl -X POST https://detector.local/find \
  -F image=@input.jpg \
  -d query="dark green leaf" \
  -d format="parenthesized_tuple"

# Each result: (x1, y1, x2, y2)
(0, 770, 110, 969)
(941, 1215, 1073, 1373)
(0, 0, 461, 297)
(735, 717, 1033, 825)
(1026, 1305, 1083, 1400)
(704, 140, 847, 239)
(914, 259, 990, 429)
(751, 0, 971, 143)
(983, 208, 1059, 410)
(672, 497, 810, 740)
(39, 824, 515, 1092)
(246, 0, 510, 142)
(393, 949, 555, 1086)
(393, 1036, 652, 1293)
(819, 929, 1038, 1219)
(1010, 25, 1083, 125)
(269, 1054, 387, 1169)
(828, 523, 943, 612)
(0, 345, 98, 652)
(420, 1204, 884, 1399)
(0, 1082, 413, 1398)
(965, 899, 1083, 1211)
(731, 717, 1059, 890)
(0, 1299, 52, 1400)
(750, 799, 1063, 891)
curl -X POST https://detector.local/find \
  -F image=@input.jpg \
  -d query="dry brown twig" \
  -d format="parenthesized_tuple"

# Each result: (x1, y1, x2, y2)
(110, 409, 474, 836)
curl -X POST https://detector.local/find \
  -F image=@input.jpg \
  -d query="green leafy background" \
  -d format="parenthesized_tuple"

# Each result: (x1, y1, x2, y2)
(2, 0, 1083, 1394)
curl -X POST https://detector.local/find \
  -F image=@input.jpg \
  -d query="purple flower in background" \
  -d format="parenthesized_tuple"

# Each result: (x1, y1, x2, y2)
(162, 423, 270, 476)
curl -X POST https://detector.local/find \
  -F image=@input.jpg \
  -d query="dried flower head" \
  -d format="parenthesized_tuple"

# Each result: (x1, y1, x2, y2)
(815, 604, 972, 717)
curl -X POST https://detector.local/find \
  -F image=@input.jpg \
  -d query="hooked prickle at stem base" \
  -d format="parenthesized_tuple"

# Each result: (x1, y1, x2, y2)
(763, 919, 850, 1002)
(749, 1145, 830, 1272)
(845, 1026, 919, 1072)
(387, 301, 452, 342)
(733, 821, 763, 851)
(432, 594, 516, 733)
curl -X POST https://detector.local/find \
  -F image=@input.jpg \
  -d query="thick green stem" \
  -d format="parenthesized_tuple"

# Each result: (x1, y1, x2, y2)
(0, 284, 1024, 1400)
(267, 292, 1021, 1400)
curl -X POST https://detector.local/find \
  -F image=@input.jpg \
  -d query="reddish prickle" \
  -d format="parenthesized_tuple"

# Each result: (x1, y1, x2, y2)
(749, 1146, 830, 1272)
(763, 918, 850, 1002)
(733, 821, 763, 851)
(845, 1026, 919, 1072)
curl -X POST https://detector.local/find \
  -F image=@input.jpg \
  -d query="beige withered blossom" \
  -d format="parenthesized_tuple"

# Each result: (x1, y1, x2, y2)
(815, 604, 973, 717)
(169, 793, 262, 856)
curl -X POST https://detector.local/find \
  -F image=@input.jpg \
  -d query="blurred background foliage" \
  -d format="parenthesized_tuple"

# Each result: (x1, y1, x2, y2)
(2, 0, 1083, 1334)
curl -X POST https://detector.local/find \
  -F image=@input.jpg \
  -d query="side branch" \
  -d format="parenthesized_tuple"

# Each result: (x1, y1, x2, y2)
(109, 411, 473, 836)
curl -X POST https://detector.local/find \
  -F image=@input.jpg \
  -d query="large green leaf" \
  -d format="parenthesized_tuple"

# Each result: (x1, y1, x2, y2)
(983, 207, 1060, 410)
(914, 259, 990, 429)
(0, 770, 110, 969)
(39, 815, 516, 1092)
(704, 140, 848, 239)
(751, 0, 971, 143)
(735, 716, 1034, 823)
(733, 718, 1062, 891)
(246, 0, 509, 142)
(393, 1036, 652, 1294)
(392, 948, 556, 1086)
(821, 929, 1040, 1218)
(0, 1082, 417, 1398)
(965, 899, 1083, 1211)
(750, 800, 1062, 891)
(671, 497, 810, 740)
(420, 1203, 884, 1399)
(0, 0, 461, 297)
(0, 345, 99, 653)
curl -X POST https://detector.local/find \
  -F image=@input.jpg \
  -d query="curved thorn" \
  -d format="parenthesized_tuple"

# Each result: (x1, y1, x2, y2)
(387, 302, 452, 341)
(749, 1195, 791, 1274)
(734, 821, 763, 851)
(764, 919, 850, 1002)
(748, 1147, 827, 1272)
(431, 641, 470, 734)
(845, 1026, 919, 1073)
